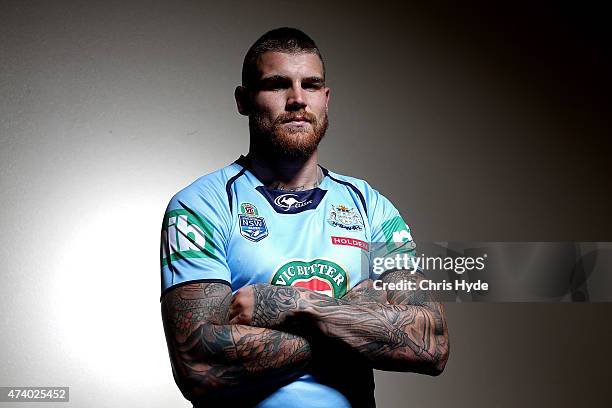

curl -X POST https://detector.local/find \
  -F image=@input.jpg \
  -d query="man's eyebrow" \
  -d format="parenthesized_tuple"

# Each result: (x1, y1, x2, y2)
(302, 76, 325, 84)
(258, 75, 325, 83)
(259, 75, 290, 82)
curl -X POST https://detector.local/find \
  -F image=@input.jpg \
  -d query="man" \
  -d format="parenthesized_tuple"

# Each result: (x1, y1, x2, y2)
(160, 27, 449, 407)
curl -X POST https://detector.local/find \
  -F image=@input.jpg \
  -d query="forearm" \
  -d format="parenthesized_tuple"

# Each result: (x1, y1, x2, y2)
(162, 282, 311, 401)
(172, 323, 311, 398)
(245, 279, 448, 374)
(300, 292, 444, 373)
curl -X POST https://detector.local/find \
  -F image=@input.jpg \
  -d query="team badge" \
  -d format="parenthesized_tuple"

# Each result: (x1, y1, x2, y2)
(327, 204, 364, 231)
(238, 202, 268, 242)
(271, 259, 348, 298)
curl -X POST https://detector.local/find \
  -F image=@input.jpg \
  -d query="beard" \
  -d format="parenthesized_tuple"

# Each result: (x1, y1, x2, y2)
(249, 110, 328, 160)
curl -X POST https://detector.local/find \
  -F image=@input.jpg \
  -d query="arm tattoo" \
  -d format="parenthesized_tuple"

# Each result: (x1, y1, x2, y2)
(378, 270, 449, 372)
(161, 282, 312, 399)
(251, 285, 302, 327)
(247, 274, 449, 374)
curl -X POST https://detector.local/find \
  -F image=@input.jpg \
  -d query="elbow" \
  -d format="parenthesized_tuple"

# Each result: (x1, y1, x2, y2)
(176, 380, 197, 402)
(396, 333, 449, 376)
(426, 352, 448, 376)
(381, 341, 449, 375)
(425, 335, 449, 376)
(408, 350, 447, 377)
(176, 374, 219, 403)
(171, 362, 221, 402)
(173, 369, 201, 402)
(176, 375, 198, 402)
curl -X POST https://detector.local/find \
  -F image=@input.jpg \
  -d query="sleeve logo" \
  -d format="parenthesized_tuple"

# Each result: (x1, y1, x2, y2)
(381, 215, 416, 254)
(161, 209, 217, 266)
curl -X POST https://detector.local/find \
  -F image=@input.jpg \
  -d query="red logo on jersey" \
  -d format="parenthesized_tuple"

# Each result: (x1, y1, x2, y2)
(292, 277, 334, 297)
(331, 236, 369, 251)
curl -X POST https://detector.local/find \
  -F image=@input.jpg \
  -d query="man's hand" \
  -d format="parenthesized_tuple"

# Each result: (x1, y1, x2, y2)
(229, 284, 303, 327)
(228, 285, 257, 325)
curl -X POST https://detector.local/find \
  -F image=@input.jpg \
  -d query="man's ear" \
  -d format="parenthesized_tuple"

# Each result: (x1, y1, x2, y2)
(235, 86, 251, 116)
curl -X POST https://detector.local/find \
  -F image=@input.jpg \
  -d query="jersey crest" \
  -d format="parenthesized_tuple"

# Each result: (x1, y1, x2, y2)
(238, 202, 269, 242)
(327, 204, 364, 231)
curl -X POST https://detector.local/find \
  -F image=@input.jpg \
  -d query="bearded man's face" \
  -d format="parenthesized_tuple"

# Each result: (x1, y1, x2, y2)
(247, 51, 329, 158)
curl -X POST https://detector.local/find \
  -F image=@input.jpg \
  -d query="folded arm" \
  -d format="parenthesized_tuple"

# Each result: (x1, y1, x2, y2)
(161, 282, 312, 401)
(230, 271, 449, 375)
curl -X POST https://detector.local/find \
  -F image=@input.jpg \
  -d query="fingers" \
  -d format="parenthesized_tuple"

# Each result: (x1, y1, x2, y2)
(228, 304, 238, 321)
(229, 310, 252, 325)
(227, 287, 253, 325)
(228, 290, 238, 319)
(228, 306, 246, 325)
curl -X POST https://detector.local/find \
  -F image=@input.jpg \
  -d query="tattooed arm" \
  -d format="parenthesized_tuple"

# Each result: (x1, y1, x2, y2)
(230, 271, 449, 375)
(161, 282, 312, 402)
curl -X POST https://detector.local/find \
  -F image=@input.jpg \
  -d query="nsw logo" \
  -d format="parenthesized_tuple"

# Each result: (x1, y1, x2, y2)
(238, 202, 268, 242)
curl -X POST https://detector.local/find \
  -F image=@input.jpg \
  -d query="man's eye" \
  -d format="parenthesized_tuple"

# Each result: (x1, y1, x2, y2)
(261, 81, 289, 91)
(303, 83, 323, 91)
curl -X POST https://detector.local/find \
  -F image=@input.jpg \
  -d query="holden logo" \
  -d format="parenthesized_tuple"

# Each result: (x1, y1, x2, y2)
(273, 194, 313, 212)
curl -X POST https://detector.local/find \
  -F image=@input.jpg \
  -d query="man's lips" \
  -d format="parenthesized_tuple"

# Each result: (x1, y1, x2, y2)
(282, 116, 310, 123)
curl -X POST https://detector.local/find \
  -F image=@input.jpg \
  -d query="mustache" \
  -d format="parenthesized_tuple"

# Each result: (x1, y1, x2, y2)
(274, 111, 317, 125)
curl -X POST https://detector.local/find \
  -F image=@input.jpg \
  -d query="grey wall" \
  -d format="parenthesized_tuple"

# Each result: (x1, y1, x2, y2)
(1, 1, 611, 407)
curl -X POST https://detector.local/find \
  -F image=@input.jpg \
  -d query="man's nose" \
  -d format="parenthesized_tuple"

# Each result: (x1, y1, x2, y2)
(286, 84, 306, 110)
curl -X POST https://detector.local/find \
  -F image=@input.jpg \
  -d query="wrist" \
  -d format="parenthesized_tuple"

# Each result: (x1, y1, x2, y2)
(251, 284, 308, 327)
(291, 286, 316, 320)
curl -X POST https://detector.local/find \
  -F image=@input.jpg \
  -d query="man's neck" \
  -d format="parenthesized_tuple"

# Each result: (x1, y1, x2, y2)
(245, 150, 323, 191)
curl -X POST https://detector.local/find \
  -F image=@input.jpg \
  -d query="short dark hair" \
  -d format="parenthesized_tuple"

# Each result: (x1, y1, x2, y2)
(241, 27, 325, 87)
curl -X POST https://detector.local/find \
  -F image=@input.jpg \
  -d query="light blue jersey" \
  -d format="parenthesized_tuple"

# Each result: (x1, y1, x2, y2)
(160, 156, 416, 407)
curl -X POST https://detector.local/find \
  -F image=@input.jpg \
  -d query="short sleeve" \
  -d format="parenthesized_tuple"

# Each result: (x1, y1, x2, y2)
(368, 187, 418, 278)
(160, 190, 231, 298)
